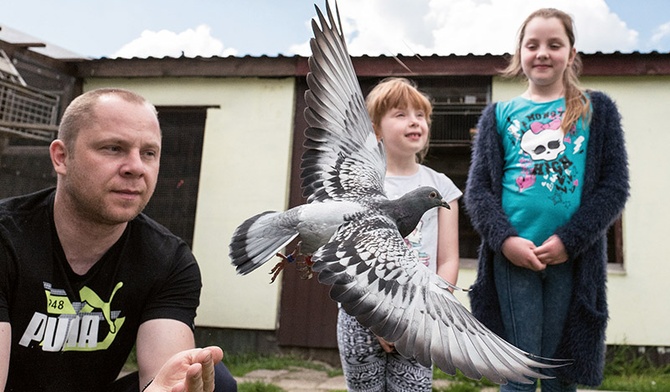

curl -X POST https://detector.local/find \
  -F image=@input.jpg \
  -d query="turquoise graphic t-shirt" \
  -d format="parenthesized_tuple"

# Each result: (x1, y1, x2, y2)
(496, 96, 589, 245)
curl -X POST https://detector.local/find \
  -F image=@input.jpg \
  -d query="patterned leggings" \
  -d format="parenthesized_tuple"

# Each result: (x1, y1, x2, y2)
(336, 308, 433, 392)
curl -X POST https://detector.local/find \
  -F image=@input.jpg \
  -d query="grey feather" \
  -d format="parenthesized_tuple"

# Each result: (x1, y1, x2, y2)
(229, 0, 571, 385)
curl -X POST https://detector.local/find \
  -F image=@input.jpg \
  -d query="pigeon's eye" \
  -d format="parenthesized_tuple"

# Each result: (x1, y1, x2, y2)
(429, 191, 437, 198)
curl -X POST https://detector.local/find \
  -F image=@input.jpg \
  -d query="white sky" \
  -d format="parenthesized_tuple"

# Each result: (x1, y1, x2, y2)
(1, 0, 669, 59)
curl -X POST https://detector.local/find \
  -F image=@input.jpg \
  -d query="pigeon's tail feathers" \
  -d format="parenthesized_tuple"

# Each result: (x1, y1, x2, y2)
(229, 211, 299, 275)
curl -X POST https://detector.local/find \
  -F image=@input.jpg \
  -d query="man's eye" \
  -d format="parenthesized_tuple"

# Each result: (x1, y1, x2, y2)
(143, 150, 159, 159)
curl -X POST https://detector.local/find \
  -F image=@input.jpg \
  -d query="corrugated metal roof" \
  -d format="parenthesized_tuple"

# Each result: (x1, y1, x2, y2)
(2, 24, 669, 78)
(69, 51, 670, 79)
(0, 24, 88, 61)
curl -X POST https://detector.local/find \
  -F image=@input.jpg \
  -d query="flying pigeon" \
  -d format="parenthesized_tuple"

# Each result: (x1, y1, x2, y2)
(229, 0, 569, 385)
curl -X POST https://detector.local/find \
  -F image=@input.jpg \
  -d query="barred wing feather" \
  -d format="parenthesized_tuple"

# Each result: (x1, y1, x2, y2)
(301, 3, 386, 204)
(312, 212, 567, 384)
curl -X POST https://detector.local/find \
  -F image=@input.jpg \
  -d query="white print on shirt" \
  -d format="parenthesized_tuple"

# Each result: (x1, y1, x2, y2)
(520, 118, 566, 161)
(19, 281, 125, 352)
(512, 117, 582, 199)
(403, 220, 429, 267)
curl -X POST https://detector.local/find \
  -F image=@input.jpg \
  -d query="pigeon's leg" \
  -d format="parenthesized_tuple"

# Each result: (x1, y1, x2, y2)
(297, 255, 315, 280)
(269, 243, 301, 283)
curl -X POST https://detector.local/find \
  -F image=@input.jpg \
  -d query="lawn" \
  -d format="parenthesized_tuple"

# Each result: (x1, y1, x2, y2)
(223, 345, 670, 392)
(123, 345, 670, 391)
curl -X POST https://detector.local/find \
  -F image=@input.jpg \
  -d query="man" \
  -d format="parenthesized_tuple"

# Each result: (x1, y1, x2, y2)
(0, 88, 235, 391)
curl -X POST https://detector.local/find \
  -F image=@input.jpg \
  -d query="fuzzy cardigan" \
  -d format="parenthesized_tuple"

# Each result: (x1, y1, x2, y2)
(464, 91, 630, 386)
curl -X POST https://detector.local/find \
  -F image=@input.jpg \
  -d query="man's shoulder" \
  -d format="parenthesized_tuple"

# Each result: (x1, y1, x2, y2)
(130, 213, 190, 251)
(0, 188, 54, 213)
(0, 188, 54, 229)
(127, 214, 199, 277)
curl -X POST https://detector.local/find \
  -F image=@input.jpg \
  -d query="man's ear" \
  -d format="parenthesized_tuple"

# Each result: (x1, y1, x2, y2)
(50, 140, 68, 175)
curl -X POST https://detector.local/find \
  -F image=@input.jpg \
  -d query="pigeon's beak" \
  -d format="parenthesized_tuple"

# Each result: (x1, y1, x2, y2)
(441, 200, 450, 209)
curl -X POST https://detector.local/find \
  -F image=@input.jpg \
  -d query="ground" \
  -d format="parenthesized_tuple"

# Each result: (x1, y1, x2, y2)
(235, 367, 499, 392)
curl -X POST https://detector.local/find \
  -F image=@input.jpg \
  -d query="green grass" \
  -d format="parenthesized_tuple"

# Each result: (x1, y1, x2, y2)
(434, 384, 485, 392)
(127, 345, 670, 392)
(433, 368, 496, 391)
(225, 353, 344, 392)
(223, 352, 342, 378)
(225, 352, 496, 392)
(600, 374, 670, 391)
(598, 345, 670, 391)
(238, 381, 285, 392)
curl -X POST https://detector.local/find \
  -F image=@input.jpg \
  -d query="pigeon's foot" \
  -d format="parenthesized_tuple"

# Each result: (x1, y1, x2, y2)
(269, 245, 301, 283)
(297, 256, 314, 280)
(269, 253, 293, 283)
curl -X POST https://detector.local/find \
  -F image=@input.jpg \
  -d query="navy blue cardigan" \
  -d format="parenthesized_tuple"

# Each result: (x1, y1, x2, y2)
(464, 91, 630, 386)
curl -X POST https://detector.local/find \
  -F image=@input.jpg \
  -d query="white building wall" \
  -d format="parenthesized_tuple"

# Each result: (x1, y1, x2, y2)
(84, 74, 670, 347)
(84, 77, 296, 330)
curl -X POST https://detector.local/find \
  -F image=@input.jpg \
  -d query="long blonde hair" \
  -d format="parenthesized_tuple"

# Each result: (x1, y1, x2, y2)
(365, 77, 433, 162)
(503, 8, 590, 134)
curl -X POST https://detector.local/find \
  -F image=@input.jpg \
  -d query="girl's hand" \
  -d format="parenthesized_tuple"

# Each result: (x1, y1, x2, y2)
(534, 235, 568, 265)
(501, 236, 545, 271)
(376, 336, 395, 353)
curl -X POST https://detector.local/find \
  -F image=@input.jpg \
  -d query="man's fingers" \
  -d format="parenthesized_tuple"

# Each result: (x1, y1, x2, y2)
(185, 363, 204, 391)
(205, 346, 224, 363)
(200, 351, 216, 390)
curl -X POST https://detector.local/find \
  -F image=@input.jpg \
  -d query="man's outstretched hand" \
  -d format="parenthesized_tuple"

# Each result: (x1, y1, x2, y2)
(147, 346, 225, 392)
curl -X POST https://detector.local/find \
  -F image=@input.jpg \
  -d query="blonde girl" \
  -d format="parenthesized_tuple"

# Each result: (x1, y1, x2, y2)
(465, 8, 630, 391)
(337, 77, 462, 391)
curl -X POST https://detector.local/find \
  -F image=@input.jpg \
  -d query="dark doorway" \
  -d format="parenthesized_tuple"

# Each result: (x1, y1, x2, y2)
(142, 107, 208, 248)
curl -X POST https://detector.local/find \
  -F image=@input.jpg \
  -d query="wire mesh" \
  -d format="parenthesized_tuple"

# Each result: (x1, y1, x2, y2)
(0, 79, 59, 142)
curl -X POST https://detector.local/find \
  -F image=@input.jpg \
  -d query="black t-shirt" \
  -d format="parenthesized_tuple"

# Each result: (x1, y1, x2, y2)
(0, 188, 202, 391)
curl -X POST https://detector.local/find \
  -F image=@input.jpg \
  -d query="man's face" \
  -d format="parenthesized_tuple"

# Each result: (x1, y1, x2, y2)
(61, 95, 161, 225)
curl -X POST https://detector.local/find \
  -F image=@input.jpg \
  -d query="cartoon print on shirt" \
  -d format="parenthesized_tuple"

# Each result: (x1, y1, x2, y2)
(503, 117, 523, 146)
(515, 156, 536, 191)
(520, 118, 565, 161)
(404, 220, 429, 267)
(18, 281, 125, 352)
(508, 111, 585, 206)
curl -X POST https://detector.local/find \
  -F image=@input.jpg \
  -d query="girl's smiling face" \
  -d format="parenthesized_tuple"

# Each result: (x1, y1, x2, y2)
(378, 106, 429, 160)
(520, 16, 576, 92)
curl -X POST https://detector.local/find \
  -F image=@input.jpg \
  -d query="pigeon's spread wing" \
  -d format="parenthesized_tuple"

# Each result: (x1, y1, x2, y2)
(312, 213, 569, 385)
(301, 2, 386, 204)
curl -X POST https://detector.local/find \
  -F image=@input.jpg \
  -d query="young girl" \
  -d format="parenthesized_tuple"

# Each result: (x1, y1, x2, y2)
(465, 8, 630, 391)
(336, 77, 462, 391)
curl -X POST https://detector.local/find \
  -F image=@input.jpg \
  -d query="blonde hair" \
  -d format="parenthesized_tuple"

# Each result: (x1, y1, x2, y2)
(502, 8, 590, 134)
(365, 77, 433, 162)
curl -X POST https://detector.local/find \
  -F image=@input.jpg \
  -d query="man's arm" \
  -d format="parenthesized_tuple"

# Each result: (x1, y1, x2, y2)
(0, 321, 10, 389)
(136, 319, 196, 389)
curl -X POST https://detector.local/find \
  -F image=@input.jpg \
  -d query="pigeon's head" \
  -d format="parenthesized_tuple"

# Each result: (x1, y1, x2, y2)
(407, 186, 450, 212)
(387, 186, 450, 238)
